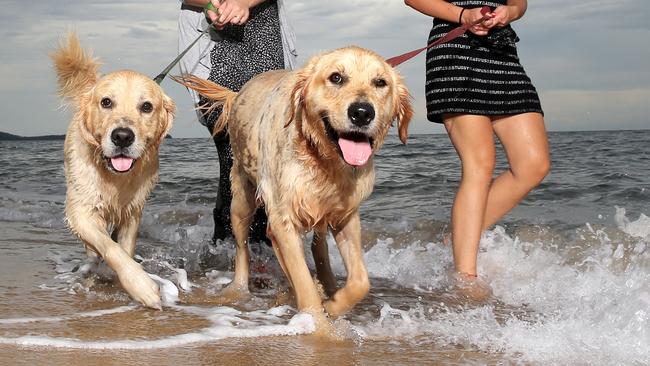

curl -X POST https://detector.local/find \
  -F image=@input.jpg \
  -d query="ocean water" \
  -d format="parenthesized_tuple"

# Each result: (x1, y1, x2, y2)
(0, 130, 649, 365)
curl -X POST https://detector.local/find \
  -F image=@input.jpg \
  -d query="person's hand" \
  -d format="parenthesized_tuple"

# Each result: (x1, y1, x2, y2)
(460, 7, 495, 36)
(204, 0, 223, 29)
(483, 5, 514, 29)
(205, 0, 252, 28)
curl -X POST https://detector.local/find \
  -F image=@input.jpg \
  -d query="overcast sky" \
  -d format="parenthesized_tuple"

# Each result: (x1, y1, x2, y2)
(0, 0, 648, 138)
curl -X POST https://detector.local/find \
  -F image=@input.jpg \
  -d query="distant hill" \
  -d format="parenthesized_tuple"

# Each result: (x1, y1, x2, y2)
(0, 131, 66, 141)
(0, 132, 173, 140)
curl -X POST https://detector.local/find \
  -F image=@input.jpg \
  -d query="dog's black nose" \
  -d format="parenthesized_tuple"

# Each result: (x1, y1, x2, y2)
(111, 128, 135, 148)
(347, 102, 375, 127)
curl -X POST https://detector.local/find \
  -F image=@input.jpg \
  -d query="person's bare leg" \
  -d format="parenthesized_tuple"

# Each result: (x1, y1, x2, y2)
(444, 115, 496, 276)
(482, 113, 550, 229)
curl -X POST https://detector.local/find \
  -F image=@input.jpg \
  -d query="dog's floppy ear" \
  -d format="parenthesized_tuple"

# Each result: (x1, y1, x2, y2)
(156, 93, 176, 147)
(393, 76, 413, 144)
(286, 72, 309, 128)
(50, 31, 100, 107)
(76, 93, 101, 147)
(286, 57, 317, 128)
(286, 74, 306, 128)
(51, 32, 102, 146)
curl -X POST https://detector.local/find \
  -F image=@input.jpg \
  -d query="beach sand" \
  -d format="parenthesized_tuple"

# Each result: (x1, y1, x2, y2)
(0, 221, 503, 365)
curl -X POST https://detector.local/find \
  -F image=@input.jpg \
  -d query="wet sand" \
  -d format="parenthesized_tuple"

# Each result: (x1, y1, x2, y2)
(0, 221, 505, 365)
(1, 339, 500, 366)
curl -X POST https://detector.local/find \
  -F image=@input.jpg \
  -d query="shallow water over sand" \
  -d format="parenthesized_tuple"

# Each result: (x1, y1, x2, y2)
(1, 132, 649, 364)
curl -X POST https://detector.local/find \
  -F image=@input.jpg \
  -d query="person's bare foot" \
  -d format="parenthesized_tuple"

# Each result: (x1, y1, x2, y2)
(452, 271, 492, 301)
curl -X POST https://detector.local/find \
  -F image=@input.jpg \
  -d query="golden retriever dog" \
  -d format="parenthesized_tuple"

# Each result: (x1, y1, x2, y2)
(50, 33, 175, 309)
(176, 46, 412, 323)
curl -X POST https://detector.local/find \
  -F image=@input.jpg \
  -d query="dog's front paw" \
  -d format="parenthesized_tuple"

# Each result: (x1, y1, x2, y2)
(117, 261, 162, 310)
(322, 298, 350, 319)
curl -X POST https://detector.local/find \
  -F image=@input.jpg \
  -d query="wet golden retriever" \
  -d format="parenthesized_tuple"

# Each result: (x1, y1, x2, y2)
(50, 33, 175, 309)
(176, 46, 412, 323)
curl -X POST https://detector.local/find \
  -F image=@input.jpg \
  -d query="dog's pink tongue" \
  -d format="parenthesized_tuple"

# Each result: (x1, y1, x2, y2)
(338, 137, 372, 166)
(111, 157, 134, 172)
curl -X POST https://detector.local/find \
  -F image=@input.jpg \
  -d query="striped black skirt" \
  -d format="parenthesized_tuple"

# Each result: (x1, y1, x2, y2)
(425, 15, 543, 123)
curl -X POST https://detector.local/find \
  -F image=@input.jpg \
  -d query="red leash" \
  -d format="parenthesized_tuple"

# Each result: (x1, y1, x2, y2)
(387, 6, 492, 67)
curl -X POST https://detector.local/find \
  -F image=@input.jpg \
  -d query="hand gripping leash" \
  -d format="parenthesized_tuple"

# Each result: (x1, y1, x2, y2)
(155, 5, 491, 83)
(386, 6, 492, 67)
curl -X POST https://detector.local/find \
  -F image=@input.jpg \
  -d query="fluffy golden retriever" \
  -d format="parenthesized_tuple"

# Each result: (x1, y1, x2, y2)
(176, 46, 412, 323)
(50, 33, 175, 309)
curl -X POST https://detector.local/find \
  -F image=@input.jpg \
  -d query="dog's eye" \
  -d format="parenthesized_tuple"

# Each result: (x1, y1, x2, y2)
(141, 101, 153, 114)
(100, 97, 112, 109)
(373, 78, 387, 88)
(328, 72, 345, 85)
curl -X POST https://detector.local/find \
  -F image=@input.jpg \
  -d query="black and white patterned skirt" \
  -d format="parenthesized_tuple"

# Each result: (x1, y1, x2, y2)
(425, 4, 543, 123)
(202, 0, 285, 130)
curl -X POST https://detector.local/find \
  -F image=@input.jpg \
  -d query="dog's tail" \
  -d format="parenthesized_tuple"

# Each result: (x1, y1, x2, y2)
(171, 74, 237, 135)
(49, 32, 100, 106)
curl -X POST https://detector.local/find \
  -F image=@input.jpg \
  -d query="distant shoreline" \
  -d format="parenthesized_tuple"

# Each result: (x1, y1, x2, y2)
(0, 132, 65, 141)
(1, 129, 647, 141)
(0, 132, 174, 141)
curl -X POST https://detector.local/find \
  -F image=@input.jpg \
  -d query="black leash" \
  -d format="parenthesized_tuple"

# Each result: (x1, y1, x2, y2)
(153, 24, 212, 85)
(153, 3, 221, 84)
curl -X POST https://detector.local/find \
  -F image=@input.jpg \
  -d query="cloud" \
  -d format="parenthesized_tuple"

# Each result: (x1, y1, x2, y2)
(541, 88, 650, 130)
(0, 0, 647, 137)
(524, 0, 650, 31)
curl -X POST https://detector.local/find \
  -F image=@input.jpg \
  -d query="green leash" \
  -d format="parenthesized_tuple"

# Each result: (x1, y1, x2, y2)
(153, 2, 220, 85)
